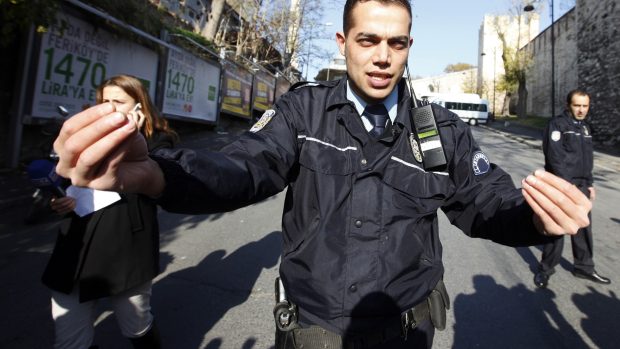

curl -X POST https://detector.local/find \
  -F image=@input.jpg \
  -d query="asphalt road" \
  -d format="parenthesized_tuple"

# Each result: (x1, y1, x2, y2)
(1, 125, 619, 348)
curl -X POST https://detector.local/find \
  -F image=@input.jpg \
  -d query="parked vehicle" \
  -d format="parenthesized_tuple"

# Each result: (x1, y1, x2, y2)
(425, 93, 489, 126)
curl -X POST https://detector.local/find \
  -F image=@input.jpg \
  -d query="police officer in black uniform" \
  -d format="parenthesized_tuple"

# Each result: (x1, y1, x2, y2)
(52, 1, 593, 348)
(533, 89, 611, 288)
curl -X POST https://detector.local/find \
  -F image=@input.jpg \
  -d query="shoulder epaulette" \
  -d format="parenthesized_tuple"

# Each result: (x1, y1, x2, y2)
(289, 80, 337, 91)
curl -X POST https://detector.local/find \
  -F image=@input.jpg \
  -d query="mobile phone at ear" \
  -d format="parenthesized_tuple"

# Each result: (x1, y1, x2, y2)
(132, 103, 142, 112)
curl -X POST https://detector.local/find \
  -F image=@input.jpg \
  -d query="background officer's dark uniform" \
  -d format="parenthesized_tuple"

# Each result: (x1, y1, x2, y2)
(152, 78, 552, 348)
(539, 111, 595, 275)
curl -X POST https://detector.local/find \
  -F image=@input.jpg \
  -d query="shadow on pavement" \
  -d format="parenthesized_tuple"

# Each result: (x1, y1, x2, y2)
(572, 286, 620, 348)
(0, 217, 61, 348)
(152, 231, 281, 348)
(452, 274, 590, 349)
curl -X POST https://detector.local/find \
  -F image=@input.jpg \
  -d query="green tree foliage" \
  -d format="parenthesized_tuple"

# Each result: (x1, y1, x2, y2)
(0, 0, 61, 47)
(444, 63, 474, 73)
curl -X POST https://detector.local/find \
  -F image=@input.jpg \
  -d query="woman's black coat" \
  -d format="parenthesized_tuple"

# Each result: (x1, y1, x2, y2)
(42, 133, 173, 302)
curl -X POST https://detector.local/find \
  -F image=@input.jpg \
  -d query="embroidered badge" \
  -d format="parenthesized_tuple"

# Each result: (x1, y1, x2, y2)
(551, 130, 561, 142)
(250, 109, 275, 133)
(409, 133, 423, 163)
(472, 151, 490, 176)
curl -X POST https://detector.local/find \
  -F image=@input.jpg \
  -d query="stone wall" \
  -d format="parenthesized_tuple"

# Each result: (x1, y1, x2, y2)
(523, 0, 620, 148)
(523, 9, 577, 118)
(577, 0, 620, 148)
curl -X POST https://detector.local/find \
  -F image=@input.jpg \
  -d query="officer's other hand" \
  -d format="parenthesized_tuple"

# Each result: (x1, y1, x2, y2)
(54, 103, 165, 197)
(521, 169, 591, 236)
(50, 196, 76, 215)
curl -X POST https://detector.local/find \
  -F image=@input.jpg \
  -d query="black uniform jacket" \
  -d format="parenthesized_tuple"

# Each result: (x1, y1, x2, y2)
(543, 111, 593, 187)
(42, 133, 174, 302)
(152, 78, 551, 334)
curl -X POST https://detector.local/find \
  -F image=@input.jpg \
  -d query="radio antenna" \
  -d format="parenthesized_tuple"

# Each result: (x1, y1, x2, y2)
(405, 64, 419, 108)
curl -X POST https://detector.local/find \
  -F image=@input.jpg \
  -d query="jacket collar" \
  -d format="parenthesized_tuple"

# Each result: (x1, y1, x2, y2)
(561, 110, 585, 125)
(326, 76, 352, 111)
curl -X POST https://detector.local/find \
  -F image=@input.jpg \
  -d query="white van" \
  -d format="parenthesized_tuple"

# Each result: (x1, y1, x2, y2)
(425, 93, 489, 126)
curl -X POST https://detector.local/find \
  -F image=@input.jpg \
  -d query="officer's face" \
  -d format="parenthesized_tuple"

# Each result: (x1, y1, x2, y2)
(568, 94, 590, 120)
(336, 1, 412, 104)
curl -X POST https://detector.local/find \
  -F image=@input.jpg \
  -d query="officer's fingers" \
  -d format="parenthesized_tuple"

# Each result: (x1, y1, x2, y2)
(534, 170, 591, 208)
(522, 178, 580, 235)
(522, 186, 563, 236)
(532, 170, 591, 227)
(56, 111, 130, 180)
(70, 117, 138, 187)
(83, 132, 149, 192)
(54, 103, 115, 156)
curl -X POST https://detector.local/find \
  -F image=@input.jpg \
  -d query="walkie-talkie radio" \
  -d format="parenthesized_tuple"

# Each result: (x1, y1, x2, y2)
(406, 65, 447, 170)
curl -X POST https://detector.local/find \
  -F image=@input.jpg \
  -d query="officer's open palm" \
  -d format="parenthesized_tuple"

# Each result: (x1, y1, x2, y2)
(54, 103, 161, 195)
(521, 170, 592, 237)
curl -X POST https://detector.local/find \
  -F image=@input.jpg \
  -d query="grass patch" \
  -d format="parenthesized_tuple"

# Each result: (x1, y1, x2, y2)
(495, 115, 549, 130)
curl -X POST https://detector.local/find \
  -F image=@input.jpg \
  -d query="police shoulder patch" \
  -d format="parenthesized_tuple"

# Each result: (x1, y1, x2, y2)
(250, 109, 276, 133)
(551, 130, 561, 142)
(472, 151, 490, 176)
(409, 133, 423, 163)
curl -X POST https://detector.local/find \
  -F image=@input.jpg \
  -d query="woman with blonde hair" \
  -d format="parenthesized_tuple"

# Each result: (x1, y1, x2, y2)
(42, 75, 176, 349)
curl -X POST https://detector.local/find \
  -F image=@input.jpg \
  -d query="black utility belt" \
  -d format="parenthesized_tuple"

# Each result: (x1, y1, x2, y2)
(273, 279, 450, 348)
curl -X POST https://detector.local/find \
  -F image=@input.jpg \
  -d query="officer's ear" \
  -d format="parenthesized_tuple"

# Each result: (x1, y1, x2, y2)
(336, 31, 346, 57)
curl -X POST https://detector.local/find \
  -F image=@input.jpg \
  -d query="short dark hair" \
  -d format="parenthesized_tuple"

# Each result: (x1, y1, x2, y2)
(566, 89, 590, 105)
(343, 0, 412, 35)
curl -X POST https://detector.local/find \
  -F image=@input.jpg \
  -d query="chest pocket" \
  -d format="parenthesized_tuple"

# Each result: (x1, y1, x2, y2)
(382, 158, 454, 214)
(562, 132, 579, 153)
(298, 136, 356, 175)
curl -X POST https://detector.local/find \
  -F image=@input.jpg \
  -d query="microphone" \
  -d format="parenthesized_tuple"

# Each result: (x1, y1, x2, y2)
(27, 159, 66, 197)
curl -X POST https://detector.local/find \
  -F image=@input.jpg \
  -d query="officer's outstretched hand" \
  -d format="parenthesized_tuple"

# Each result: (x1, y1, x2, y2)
(54, 103, 165, 197)
(521, 169, 591, 236)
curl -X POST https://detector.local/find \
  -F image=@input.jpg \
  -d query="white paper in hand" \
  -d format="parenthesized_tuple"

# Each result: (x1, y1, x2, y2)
(65, 185, 121, 217)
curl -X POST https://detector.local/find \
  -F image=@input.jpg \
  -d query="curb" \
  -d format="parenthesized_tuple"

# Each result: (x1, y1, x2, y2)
(481, 124, 542, 150)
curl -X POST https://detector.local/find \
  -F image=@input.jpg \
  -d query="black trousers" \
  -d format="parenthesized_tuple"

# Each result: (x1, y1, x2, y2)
(539, 185, 595, 275)
(275, 319, 435, 349)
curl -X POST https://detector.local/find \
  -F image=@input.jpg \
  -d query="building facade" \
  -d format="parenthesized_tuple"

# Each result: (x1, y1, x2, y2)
(314, 54, 346, 81)
(477, 13, 540, 115)
(410, 68, 478, 98)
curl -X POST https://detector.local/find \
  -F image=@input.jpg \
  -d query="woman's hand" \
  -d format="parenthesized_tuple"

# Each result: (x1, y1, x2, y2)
(50, 196, 77, 215)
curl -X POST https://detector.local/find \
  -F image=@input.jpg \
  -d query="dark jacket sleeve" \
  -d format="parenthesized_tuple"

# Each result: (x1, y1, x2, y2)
(440, 117, 555, 247)
(542, 119, 570, 180)
(150, 98, 300, 214)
